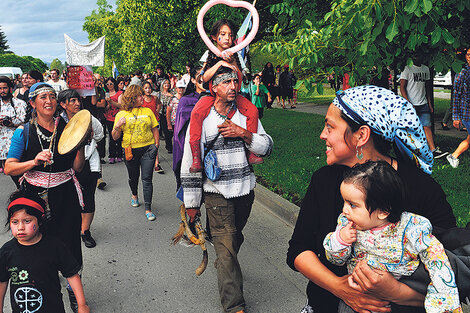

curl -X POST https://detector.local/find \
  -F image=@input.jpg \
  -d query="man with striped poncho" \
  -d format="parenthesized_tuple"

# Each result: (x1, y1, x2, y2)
(181, 66, 273, 313)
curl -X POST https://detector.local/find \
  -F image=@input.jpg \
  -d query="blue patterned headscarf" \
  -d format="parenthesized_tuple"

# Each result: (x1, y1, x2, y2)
(333, 85, 433, 174)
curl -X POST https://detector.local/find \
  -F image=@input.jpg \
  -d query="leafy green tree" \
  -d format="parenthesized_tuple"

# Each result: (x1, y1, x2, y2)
(82, 0, 330, 75)
(0, 26, 9, 54)
(50, 58, 66, 73)
(0, 54, 47, 73)
(83, 0, 121, 77)
(22, 56, 48, 72)
(264, 0, 470, 94)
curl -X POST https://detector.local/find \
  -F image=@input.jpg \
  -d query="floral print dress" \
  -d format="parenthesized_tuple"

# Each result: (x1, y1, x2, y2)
(323, 212, 462, 313)
(0, 98, 26, 160)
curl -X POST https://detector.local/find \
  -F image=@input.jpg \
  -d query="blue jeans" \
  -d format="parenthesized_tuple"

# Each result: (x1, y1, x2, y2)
(124, 144, 158, 210)
(414, 105, 432, 127)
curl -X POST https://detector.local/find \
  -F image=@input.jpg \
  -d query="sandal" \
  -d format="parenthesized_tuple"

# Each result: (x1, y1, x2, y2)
(146, 212, 156, 221)
(290, 105, 297, 108)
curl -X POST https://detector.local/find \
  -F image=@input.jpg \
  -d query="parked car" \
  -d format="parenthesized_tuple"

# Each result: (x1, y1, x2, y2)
(0, 67, 23, 80)
(433, 71, 452, 89)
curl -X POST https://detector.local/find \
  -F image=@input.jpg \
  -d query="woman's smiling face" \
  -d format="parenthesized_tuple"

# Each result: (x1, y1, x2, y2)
(31, 91, 57, 119)
(320, 104, 357, 167)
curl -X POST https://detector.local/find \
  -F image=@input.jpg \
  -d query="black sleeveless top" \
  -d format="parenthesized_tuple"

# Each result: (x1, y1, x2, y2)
(24, 117, 76, 172)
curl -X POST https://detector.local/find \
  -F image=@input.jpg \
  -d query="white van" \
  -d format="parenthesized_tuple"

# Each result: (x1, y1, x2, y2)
(433, 71, 452, 89)
(0, 67, 23, 80)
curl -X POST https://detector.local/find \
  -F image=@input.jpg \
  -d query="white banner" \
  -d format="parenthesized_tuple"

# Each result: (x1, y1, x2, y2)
(64, 34, 105, 66)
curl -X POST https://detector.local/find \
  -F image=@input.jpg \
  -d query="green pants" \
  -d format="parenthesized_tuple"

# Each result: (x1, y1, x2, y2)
(204, 191, 255, 313)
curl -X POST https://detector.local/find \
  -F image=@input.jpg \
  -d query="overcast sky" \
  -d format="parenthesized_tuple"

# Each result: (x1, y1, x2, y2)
(1, 0, 112, 63)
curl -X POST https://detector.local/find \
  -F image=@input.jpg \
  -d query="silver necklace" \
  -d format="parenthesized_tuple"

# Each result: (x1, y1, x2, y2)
(34, 120, 53, 142)
(214, 102, 235, 120)
(35, 119, 56, 165)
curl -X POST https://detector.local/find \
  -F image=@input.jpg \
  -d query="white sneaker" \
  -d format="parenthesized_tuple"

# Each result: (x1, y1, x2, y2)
(446, 154, 459, 168)
(300, 304, 314, 313)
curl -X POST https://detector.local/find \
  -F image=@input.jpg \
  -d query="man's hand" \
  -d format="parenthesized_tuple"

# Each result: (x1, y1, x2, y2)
(218, 119, 246, 138)
(339, 221, 357, 245)
(218, 119, 253, 145)
(453, 120, 461, 129)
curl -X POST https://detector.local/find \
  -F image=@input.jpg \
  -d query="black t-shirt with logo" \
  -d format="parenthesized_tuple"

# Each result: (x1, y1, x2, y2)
(0, 235, 80, 313)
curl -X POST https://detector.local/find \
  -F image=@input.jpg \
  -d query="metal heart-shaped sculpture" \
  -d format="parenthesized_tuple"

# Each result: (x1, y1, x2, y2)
(197, 0, 259, 59)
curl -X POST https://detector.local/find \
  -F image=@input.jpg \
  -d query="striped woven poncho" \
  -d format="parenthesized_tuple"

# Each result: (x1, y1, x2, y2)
(181, 107, 273, 208)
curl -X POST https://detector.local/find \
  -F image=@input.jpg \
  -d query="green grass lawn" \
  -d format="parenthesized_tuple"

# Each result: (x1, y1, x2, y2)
(255, 108, 469, 227)
(297, 85, 452, 121)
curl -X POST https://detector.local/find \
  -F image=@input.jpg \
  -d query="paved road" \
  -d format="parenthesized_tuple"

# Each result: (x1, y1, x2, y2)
(0, 148, 306, 313)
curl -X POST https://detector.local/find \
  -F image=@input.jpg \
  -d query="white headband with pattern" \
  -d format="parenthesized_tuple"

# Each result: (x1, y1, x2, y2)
(29, 86, 55, 99)
(212, 71, 238, 87)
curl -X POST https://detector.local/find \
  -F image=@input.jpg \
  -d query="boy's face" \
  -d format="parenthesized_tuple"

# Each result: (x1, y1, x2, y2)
(340, 182, 388, 231)
(10, 209, 41, 245)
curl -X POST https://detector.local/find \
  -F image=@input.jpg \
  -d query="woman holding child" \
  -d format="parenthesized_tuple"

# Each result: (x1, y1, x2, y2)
(288, 85, 461, 313)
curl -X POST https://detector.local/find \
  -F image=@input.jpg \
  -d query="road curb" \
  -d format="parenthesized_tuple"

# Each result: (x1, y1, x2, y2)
(254, 184, 299, 227)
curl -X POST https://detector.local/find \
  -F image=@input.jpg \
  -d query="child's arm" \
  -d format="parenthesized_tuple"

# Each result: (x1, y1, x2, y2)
(323, 214, 354, 266)
(408, 215, 462, 313)
(67, 274, 90, 313)
(202, 60, 239, 83)
(0, 281, 8, 312)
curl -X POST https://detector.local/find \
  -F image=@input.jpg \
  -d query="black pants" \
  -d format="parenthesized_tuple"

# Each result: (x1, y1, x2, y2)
(76, 162, 99, 213)
(105, 120, 123, 158)
(97, 124, 106, 159)
(159, 113, 173, 152)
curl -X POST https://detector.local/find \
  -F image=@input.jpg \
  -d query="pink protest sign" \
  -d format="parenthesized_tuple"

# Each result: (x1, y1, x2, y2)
(67, 66, 95, 90)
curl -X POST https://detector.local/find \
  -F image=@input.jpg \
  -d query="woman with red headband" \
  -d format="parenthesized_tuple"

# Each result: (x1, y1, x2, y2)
(0, 190, 89, 313)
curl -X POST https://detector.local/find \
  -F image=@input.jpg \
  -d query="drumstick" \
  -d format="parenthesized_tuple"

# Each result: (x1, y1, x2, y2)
(44, 118, 60, 167)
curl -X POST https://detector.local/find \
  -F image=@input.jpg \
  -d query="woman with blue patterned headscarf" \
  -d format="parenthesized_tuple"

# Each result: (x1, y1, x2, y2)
(287, 85, 459, 313)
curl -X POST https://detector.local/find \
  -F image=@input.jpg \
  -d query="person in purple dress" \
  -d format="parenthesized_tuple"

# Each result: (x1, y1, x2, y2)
(173, 67, 205, 190)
